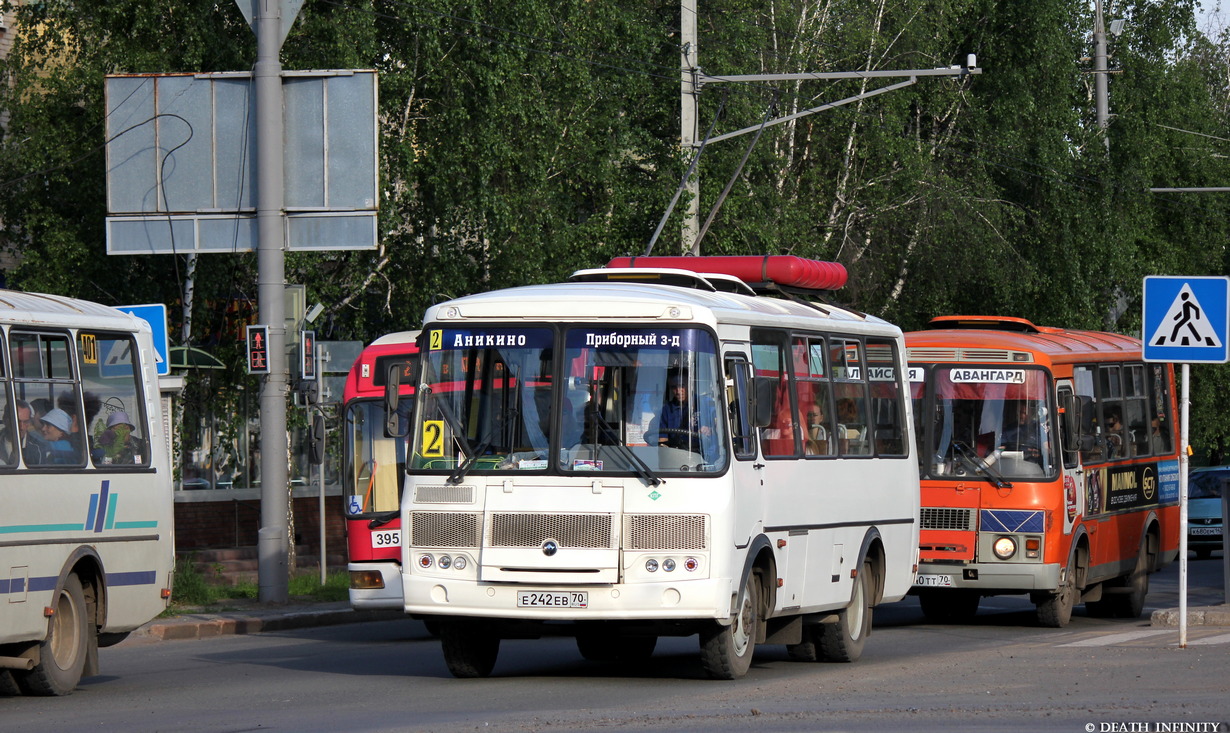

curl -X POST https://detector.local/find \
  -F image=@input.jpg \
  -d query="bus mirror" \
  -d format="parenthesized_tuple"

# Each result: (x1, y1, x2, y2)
(1060, 393, 1081, 452)
(308, 413, 325, 465)
(385, 365, 401, 437)
(751, 378, 777, 428)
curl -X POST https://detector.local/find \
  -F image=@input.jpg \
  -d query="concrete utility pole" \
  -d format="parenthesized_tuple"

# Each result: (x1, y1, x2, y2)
(1094, 0, 1110, 151)
(681, 0, 700, 255)
(255, 1, 290, 604)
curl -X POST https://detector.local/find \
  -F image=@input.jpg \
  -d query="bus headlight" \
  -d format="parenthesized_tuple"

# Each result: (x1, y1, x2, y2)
(417, 553, 434, 569)
(992, 536, 1017, 560)
(645, 559, 659, 572)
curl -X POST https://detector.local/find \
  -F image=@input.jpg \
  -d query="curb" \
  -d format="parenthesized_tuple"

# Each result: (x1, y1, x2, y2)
(134, 604, 406, 642)
(1149, 605, 1230, 628)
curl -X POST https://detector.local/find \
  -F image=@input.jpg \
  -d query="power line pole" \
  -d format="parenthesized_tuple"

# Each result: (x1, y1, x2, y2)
(681, 0, 700, 255)
(1094, 0, 1110, 151)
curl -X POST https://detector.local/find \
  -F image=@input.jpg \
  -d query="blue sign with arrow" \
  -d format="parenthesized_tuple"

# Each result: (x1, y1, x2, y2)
(117, 304, 171, 376)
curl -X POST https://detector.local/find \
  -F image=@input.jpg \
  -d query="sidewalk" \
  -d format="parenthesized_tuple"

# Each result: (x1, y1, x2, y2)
(1150, 604, 1230, 627)
(131, 599, 406, 642)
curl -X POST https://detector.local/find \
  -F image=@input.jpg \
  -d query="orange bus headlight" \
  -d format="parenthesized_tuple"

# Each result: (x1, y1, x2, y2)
(350, 570, 385, 590)
(1025, 537, 1041, 559)
(992, 536, 1017, 560)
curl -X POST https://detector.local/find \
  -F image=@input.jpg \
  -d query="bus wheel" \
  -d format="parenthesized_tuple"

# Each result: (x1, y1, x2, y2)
(440, 620, 500, 678)
(786, 628, 820, 662)
(1113, 539, 1152, 618)
(918, 588, 980, 623)
(700, 571, 761, 679)
(577, 634, 657, 662)
(1035, 561, 1077, 628)
(818, 561, 873, 663)
(17, 574, 89, 696)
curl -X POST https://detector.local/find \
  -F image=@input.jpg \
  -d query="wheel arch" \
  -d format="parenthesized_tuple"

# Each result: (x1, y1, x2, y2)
(56, 547, 106, 630)
(737, 534, 777, 620)
(855, 527, 886, 605)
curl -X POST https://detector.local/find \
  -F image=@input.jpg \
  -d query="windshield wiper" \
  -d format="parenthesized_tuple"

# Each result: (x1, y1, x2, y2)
(588, 410, 662, 487)
(447, 410, 508, 485)
(950, 440, 1012, 489)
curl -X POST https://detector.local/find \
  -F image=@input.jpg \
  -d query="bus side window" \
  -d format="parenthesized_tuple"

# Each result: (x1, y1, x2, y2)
(724, 356, 756, 459)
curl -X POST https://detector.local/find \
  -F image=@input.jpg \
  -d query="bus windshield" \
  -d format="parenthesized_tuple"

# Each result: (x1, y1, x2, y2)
(344, 399, 408, 517)
(414, 325, 728, 478)
(917, 366, 1057, 480)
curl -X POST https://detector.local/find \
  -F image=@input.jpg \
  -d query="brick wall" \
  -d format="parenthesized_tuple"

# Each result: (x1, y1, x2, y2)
(174, 494, 347, 554)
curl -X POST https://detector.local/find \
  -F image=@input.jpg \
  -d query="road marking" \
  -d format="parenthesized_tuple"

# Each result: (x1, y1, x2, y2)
(1183, 632, 1230, 646)
(1058, 629, 1173, 647)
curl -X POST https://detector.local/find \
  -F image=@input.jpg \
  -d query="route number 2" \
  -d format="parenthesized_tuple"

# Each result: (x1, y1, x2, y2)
(422, 420, 445, 457)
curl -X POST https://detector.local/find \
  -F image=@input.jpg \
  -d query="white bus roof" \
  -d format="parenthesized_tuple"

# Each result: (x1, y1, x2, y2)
(0, 289, 149, 332)
(424, 278, 898, 335)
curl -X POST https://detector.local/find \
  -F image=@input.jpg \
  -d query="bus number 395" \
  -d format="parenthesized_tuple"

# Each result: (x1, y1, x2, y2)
(371, 530, 401, 549)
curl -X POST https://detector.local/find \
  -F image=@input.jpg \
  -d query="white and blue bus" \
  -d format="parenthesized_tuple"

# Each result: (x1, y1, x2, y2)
(0, 290, 173, 695)
(394, 256, 920, 679)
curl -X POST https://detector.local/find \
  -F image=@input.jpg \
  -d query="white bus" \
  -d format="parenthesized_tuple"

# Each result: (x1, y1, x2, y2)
(395, 256, 920, 679)
(0, 290, 173, 696)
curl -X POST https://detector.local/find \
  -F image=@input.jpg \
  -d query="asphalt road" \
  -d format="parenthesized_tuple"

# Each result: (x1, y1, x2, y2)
(2, 555, 1226, 733)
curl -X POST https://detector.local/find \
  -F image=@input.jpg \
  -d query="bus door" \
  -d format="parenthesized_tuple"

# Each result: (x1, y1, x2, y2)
(723, 351, 764, 532)
(1056, 381, 1083, 535)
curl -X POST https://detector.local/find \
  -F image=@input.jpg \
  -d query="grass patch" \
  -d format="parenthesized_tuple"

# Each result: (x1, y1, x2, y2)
(166, 554, 349, 614)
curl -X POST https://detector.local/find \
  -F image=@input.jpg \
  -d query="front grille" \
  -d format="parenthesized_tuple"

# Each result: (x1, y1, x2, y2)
(625, 514, 708, 550)
(414, 484, 475, 504)
(921, 507, 975, 531)
(488, 513, 613, 548)
(409, 511, 481, 548)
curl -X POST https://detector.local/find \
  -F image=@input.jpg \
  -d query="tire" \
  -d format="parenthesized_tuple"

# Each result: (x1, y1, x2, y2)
(786, 627, 819, 662)
(17, 574, 89, 696)
(577, 634, 657, 662)
(1112, 539, 1152, 618)
(0, 670, 20, 697)
(1035, 559, 1077, 628)
(699, 571, 761, 680)
(918, 588, 981, 624)
(440, 620, 500, 679)
(818, 561, 873, 663)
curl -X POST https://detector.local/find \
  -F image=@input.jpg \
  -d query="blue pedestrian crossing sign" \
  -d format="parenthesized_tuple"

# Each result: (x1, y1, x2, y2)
(116, 303, 171, 375)
(1142, 276, 1230, 363)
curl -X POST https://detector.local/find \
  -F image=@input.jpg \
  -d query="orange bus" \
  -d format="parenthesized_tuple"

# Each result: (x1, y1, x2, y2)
(906, 316, 1180, 627)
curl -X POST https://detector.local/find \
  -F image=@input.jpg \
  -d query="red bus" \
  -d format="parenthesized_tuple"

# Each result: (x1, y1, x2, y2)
(906, 316, 1180, 626)
(341, 331, 419, 609)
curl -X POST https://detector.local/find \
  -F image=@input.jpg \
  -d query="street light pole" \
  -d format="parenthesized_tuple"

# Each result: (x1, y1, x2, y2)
(255, 1, 289, 604)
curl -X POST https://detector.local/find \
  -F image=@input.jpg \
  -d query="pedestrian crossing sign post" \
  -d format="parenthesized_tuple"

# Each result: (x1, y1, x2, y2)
(1141, 274, 1230, 648)
(1142, 276, 1230, 364)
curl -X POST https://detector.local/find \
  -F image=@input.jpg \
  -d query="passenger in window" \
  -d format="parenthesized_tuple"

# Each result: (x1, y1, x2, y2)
(57, 391, 100, 457)
(1103, 409, 1125, 459)
(1150, 416, 1169, 455)
(804, 400, 830, 456)
(94, 410, 141, 465)
(39, 408, 79, 464)
(14, 399, 51, 465)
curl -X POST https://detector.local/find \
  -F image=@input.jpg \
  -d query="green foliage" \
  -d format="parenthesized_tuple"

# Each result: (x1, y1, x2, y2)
(1, 0, 1228, 452)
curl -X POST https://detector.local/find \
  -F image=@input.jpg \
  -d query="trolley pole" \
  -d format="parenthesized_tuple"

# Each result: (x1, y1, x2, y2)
(255, 1, 290, 604)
